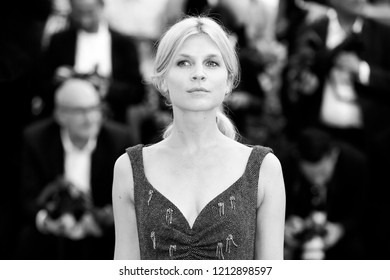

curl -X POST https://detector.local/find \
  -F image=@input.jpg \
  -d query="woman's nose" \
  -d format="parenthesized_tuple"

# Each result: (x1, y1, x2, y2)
(191, 66, 206, 81)
(191, 74, 205, 81)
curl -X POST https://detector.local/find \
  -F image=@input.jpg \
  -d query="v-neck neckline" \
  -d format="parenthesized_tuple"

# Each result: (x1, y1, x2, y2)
(140, 145, 257, 231)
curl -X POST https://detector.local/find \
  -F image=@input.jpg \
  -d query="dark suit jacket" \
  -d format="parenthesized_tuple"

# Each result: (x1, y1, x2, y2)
(283, 143, 368, 259)
(286, 15, 390, 137)
(37, 27, 145, 123)
(17, 118, 132, 259)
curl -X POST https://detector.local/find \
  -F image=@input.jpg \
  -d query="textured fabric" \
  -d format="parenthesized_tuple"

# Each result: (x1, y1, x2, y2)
(126, 144, 272, 260)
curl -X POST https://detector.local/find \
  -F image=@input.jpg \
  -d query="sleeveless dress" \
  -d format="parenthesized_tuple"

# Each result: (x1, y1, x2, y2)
(126, 144, 272, 260)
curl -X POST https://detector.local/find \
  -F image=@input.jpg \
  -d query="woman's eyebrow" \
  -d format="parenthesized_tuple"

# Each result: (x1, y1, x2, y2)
(176, 53, 222, 59)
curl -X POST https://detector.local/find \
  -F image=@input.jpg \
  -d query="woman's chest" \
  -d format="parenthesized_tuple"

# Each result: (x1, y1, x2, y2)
(146, 158, 245, 209)
(146, 152, 246, 188)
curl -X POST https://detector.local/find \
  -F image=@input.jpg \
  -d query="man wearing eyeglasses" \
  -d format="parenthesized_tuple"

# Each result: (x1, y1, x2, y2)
(17, 78, 133, 259)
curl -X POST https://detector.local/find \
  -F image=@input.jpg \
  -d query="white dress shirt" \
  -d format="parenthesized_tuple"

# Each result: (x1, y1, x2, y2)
(74, 22, 112, 78)
(61, 130, 97, 195)
(320, 9, 367, 129)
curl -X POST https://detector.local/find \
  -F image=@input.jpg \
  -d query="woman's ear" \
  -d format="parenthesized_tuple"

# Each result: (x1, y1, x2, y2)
(160, 79, 168, 94)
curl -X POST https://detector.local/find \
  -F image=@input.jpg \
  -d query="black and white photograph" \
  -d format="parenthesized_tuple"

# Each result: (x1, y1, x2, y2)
(1, 0, 390, 278)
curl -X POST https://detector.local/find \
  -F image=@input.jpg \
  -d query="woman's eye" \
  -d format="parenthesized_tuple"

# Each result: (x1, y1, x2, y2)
(177, 60, 191, 67)
(206, 61, 219, 67)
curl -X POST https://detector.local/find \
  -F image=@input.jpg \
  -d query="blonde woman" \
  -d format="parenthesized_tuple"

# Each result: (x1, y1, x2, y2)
(112, 16, 285, 260)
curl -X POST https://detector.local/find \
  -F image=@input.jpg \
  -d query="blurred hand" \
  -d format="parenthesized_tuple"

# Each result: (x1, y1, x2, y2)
(60, 213, 84, 240)
(80, 212, 103, 237)
(284, 215, 305, 247)
(36, 209, 65, 235)
(62, 212, 103, 240)
(324, 222, 345, 249)
(301, 236, 326, 260)
(36, 210, 103, 239)
(87, 75, 110, 98)
(334, 52, 361, 76)
(54, 65, 75, 84)
(94, 205, 114, 227)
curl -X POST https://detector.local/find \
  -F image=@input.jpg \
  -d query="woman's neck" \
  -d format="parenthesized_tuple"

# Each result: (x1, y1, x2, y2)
(166, 110, 225, 153)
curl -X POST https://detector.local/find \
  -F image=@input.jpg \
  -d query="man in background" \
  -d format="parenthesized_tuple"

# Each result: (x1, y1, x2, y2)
(282, 128, 368, 259)
(17, 78, 132, 259)
(34, 0, 145, 124)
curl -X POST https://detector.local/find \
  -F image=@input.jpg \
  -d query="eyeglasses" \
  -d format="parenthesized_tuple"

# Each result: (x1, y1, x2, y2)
(57, 104, 104, 115)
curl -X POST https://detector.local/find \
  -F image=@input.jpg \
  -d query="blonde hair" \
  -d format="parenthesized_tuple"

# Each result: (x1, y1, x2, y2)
(151, 16, 240, 140)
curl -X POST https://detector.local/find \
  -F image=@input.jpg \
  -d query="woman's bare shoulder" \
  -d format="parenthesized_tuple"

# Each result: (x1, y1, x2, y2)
(258, 152, 285, 207)
(260, 152, 283, 186)
(261, 152, 282, 172)
(113, 153, 134, 201)
(114, 153, 132, 175)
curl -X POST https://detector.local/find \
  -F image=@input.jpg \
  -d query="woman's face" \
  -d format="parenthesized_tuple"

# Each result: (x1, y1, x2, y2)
(163, 34, 230, 113)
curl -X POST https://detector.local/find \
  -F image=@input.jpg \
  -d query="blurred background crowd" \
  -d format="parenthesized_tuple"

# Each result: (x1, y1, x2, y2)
(1, 0, 390, 260)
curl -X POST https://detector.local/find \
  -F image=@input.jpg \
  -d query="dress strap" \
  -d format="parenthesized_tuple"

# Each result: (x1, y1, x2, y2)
(253, 145, 273, 164)
(246, 145, 273, 188)
(125, 144, 151, 257)
(125, 144, 146, 184)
